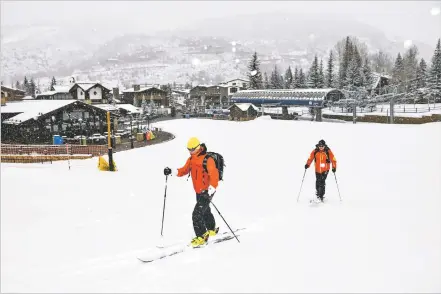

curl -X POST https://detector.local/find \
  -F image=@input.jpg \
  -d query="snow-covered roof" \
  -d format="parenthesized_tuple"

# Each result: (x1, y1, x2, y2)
(74, 82, 111, 92)
(123, 86, 162, 93)
(22, 96, 35, 100)
(223, 78, 250, 84)
(0, 86, 26, 93)
(117, 104, 142, 114)
(52, 85, 71, 92)
(229, 103, 259, 112)
(93, 103, 142, 114)
(1, 100, 77, 125)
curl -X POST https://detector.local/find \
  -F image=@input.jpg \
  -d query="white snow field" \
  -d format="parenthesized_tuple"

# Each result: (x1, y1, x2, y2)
(1, 117, 441, 293)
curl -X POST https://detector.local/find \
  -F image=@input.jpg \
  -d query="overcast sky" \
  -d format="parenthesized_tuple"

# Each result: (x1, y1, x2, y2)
(1, 1, 440, 45)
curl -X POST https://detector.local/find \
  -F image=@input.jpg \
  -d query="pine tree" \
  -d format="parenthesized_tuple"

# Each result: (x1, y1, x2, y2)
(50, 76, 57, 90)
(29, 78, 36, 98)
(362, 56, 373, 89)
(270, 65, 282, 89)
(293, 67, 299, 89)
(339, 36, 353, 88)
(326, 51, 335, 88)
(403, 45, 419, 92)
(298, 68, 307, 88)
(247, 52, 263, 89)
(15, 81, 20, 90)
(318, 59, 325, 88)
(23, 76, 29, 95)
(307, 55, 320, 88)
(284, 66, 293, 89)
(392, 53, 405, 84)
(371, 50, 394, 74)
(263, 72, 270, 89)
(427, 38, 441, 97)
(345, 45, 363, 88)
(416, 58, 427, 88)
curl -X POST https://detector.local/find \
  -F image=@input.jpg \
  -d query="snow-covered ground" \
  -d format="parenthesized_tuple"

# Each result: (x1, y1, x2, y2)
(1, 117, 441, 292)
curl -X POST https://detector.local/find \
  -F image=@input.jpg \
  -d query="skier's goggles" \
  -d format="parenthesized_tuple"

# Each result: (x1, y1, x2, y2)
(318, 145, 325, 148)
(187, 144, 200, 152)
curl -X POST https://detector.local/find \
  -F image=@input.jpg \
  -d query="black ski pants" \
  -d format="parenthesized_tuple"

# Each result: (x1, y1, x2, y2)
(192, 191, 216, 237)
(315, 171, 329, 199)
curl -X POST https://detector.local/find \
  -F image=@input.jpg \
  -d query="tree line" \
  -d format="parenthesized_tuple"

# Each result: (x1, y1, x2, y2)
(248, 36, 441, 98)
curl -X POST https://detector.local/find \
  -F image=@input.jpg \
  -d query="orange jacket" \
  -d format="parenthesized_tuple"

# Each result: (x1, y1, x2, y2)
(306, 148, 337, 174)
(177, 147, 219, 194)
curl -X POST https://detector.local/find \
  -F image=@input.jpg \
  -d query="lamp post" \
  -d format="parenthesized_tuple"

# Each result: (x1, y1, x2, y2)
(78, 118, 83, 145)
(130, 114, 134, 149)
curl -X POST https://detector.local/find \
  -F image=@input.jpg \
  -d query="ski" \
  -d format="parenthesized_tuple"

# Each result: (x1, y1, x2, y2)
(156, 227, 244, 249)
(138, 228, 244, 263)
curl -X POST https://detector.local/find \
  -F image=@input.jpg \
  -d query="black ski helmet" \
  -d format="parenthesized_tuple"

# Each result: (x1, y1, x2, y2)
(318, 139, 326, 146)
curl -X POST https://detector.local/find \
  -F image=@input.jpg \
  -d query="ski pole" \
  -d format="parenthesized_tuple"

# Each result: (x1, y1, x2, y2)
(160, 175, 169, 236)
(210, 196, 240, 243)
(296, 169, 307, 202)
(333, 172, 342, 201)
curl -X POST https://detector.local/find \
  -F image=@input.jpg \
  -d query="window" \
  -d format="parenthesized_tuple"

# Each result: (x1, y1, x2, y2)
(230, 87, 237, 93)
(80, 91, 83, 96)
(232, 83, 236, 86)
(93, 91, 97, 95)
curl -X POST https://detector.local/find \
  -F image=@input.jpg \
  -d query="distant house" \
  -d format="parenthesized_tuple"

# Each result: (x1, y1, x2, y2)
(122, 85, 168, 107)
(69, 82, 112, 104)
(219, 78, 250, 96)
(228, 103, 259, 121)
(189, 85, 229, 112)
(1, 100, 119, 144)
(0, 86, 26, 102)
(370, 73, 392, 95)
(36, 86, 73, 100)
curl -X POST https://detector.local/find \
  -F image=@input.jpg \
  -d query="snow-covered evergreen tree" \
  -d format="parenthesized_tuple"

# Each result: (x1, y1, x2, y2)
(23, 76, 29, 95)
(298, 68, 307, 88)
(339, 37, 353, 88)
(403, 45, 419, 92)
(29, 78, 36, 98)
(318, 59, 325, 88)
(427, 38, 441, 98)
(270, 65, 282, 89)
(247, 52, 263, 89)
(284, 66, 293, 89)
(50, 76, 57, 91)
(293, 67, 300, 88)
(362, 56, 373, 89)
(307, 55, 320, 88)
(326, 51, 335, 88)
(392, 53, 405, 83)
(263, 72, 270, 89)
(416, 58, 427, 88)
(15, 81, 20, 90)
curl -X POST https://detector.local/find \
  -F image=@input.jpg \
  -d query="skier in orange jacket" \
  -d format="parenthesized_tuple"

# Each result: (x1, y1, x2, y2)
(164, 137, 219, 247)
(305, 139, 337, 202)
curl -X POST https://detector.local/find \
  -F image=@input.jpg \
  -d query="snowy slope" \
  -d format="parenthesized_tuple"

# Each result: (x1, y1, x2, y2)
(1, 118, 441, 292)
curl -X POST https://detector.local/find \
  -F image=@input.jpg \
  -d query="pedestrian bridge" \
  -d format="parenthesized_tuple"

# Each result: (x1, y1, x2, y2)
(231, 88, 345, 107)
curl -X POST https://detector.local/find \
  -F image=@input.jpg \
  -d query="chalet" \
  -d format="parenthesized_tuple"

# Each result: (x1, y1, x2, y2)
(189, 85, 229, 112)
(219, 78, 250, 96)
(122, 85, 168, 107)
(36, 85, 73, 100)
(1, 100, 119, 144)
(228, 103, 259, 121)
(0, 86, 26, 102)
(69, 82, 112, 104)
(370, 73, 392, 95)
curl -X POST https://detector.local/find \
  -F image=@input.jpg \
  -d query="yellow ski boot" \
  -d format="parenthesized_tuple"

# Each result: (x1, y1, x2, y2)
(190, 236, 207, 248)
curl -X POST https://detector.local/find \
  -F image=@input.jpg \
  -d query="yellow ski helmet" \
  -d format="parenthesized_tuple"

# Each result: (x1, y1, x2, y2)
(187, 137, 200, 150)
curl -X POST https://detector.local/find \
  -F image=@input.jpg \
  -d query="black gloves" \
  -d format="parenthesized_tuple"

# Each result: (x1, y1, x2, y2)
(305, 164, 309, 169)
(332, 167, 336, 173)
(202, 192, 214, 201)
(164, 167, 172, 176)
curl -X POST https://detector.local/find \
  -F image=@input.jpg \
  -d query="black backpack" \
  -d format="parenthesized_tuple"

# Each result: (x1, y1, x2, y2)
(203, 152, 225, 181)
